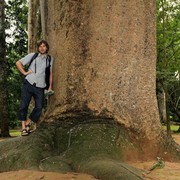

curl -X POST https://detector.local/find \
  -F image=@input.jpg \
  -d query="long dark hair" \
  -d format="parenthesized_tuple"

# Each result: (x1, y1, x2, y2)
(37, 40, 49, 53)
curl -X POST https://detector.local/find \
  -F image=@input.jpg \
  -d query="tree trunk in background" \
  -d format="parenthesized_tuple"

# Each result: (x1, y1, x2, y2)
(46, 0, 162, 144)
(40, 0, 47, 39)
(157, 82, 167, 123)
(161, 0, 171, 136)
(0, 0, 10, 137)
(28, 0, 38, 53)
(37, 1, 42, 41)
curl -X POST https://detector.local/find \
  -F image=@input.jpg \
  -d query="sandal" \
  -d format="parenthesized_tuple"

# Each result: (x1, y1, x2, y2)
(21, 129, 29, 136)
(25, 124, 33, 133)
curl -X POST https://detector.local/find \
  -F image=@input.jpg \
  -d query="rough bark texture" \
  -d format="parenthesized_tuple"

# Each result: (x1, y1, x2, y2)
(0, 0, 10, 137)
(28, 0, 38, 53)
(46, 0, 164, 147)
(157, 82, 167, 122)
(40, 0, 48, 39)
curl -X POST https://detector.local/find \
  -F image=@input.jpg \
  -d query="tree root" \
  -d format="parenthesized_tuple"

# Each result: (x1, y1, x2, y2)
(0, 114, 177, 179)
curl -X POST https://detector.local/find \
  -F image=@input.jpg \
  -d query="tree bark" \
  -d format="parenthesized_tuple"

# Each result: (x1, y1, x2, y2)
(47, 0, 161, 140)
(28, 0, 38, 53)
(44, 0, 179, 160)
(0, 0, 10, 137)
(157, 82, 167, 123)
(39, 0, 47, 39)
(37, 1, 42, 40)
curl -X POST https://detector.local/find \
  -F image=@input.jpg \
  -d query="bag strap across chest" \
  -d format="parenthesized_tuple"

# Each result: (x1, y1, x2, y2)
(28, 53, 51, 73)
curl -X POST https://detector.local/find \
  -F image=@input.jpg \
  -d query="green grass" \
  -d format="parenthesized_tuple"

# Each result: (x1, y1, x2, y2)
(9, 125, 179, 137)
(8, 125, 179, 137)
(10, 129, 21, 137)
(163, 125, 180, 132)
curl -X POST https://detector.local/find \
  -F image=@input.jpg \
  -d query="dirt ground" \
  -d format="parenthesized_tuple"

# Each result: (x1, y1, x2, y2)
(128, 134, 180, 180)
(0, 171, 97, 180)
(128, 161, 180, 180)
(0, 134, 179, 180)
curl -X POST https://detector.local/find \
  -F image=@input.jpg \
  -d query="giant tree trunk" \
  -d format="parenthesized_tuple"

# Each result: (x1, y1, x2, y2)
(0, 0, 179, 179)
(0, 0, 10, 137)
(47, 0, 163, 145)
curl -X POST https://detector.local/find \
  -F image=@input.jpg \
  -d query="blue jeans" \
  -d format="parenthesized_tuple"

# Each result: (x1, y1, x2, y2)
(18, 80, 44, 123)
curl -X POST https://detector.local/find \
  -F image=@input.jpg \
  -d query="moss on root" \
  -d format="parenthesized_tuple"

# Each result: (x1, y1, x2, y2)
(0, 125, 55, 171)
(0, 114, 146, 179)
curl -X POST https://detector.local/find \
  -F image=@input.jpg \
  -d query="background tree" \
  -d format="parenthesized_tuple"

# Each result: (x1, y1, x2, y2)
(156, 0, 180, 131)
(39, 0, 47, 39)
(5, 0, 28, 129)
(28, 0, 38, 52)
(0, 0, 10, 137)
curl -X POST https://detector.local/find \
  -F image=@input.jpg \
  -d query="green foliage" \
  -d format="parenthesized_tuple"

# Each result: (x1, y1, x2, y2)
(5, 0, 28, 128)
(156, 0, 180, 121)
(9, 129, 21, 137)
(163, 125, 180, 132)
(149, 157, 165, 171)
